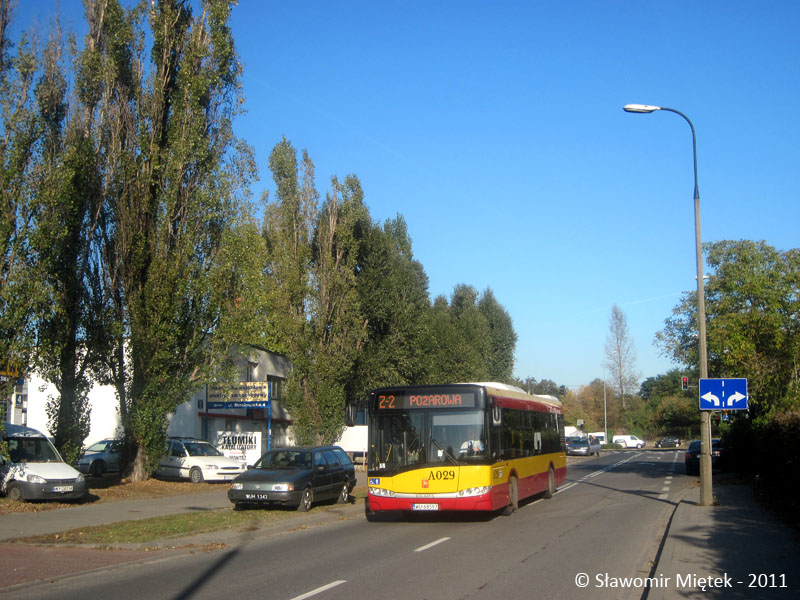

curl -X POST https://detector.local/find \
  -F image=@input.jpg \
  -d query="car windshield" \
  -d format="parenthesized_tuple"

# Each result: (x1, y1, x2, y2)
(184, 442, 223, 457)
(255, 450, 312, 469)
(571, 439, 588, 446)
(87, 441, 111, 452)
(8, 437, 63, 463)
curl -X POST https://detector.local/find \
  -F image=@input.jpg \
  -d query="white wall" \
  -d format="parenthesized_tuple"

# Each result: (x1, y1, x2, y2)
(25, 374, 121, 444)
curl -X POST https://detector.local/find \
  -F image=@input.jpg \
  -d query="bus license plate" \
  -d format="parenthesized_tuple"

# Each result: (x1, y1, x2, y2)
(53, 485, 73, 493)
(412, 503, 439, 511)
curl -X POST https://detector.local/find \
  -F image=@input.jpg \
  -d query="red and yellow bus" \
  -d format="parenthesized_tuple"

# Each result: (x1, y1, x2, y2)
(361, 382, 566, 516)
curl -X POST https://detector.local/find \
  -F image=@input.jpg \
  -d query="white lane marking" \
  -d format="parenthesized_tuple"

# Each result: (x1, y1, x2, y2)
(290, 580, 347, 600)
(415, 537, 451, 552)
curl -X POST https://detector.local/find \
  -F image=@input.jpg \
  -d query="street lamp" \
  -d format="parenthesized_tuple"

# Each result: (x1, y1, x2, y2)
(623, 103, 712, 506)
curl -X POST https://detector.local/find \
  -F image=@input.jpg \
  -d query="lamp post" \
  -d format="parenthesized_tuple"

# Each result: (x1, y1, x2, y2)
(623, 104, 712, 506)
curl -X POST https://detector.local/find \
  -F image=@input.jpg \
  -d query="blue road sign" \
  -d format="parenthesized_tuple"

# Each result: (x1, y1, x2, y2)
(699, 378, 748, 411)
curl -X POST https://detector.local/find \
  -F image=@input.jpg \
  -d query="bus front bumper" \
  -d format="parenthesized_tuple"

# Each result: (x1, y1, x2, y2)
(367, 488, 499, 512)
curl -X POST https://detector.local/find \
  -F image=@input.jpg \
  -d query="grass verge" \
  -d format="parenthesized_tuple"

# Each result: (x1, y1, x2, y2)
(13, 507, 299, 546)
(9, 485, 368, 545)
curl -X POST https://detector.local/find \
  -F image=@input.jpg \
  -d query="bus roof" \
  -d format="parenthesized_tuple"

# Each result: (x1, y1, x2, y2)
(370, 382, 563, 412)
(477, 382, 563, 411)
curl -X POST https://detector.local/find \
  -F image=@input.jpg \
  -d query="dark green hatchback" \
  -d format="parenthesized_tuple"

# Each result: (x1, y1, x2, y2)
(228, 445, 356, 511)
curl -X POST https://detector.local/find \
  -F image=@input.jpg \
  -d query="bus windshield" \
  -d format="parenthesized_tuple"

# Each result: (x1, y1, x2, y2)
(369, 410, 486, 472)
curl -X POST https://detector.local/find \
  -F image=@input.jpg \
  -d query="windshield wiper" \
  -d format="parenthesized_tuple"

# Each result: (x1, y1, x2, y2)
(429, 436, 459, 466)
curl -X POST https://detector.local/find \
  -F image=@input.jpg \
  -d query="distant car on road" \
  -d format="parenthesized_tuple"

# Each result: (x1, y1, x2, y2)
(655, 436, 681, 448)
(567, 437, 601, 456)
(613, 435, 646, 449)
(684, 439, 725, 475)
(75, 438, 122, 477)
(228, 445, 356, 511)
(156, 437, 245, 483)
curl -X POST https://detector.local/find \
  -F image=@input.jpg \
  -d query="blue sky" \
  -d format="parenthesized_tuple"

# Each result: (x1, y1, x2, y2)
(14, 1, 800, 389)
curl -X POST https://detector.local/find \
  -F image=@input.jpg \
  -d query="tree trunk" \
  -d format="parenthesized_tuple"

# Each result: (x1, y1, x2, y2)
(131, 443, 150, 482)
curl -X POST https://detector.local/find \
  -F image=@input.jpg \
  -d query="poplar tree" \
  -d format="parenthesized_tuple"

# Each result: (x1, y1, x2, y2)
(0, 0, 43, 404)
(30, 19, 98, 463)
(73, 0, 257, 479)
(478, 287, 517, 382)
(347, 214, 430, 399)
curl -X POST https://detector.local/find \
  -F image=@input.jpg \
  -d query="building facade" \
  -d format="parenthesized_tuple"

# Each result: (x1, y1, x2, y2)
(2, 346, 293, 458)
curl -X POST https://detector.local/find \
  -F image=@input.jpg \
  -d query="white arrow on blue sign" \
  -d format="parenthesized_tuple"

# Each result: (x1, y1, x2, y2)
(699, 378, 748, 411)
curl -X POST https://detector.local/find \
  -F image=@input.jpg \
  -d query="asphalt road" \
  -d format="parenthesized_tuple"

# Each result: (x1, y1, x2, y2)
(2, 450, 689, 600)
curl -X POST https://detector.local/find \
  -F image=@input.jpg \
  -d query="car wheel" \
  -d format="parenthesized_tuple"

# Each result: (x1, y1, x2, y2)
(189, 467, 204, 484)
(6, 482, 23, 502)
(544, 466, 555, 499)
(637, 444, 643, 449)
(90, 460, 106, 478)
(297, 487, 313, 512)
(503, 475, 519, 515)
(337, 482, 350, 504)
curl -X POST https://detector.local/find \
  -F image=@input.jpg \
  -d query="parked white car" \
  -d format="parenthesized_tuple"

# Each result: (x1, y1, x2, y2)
(1, 423, 88, 501)
(613, 435, 646, 449)
(156, 437, 246, 483)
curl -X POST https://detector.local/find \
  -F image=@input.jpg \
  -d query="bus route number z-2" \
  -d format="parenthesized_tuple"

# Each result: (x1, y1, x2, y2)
(429, 470, 455, 480)
(378, 395, 395, 409)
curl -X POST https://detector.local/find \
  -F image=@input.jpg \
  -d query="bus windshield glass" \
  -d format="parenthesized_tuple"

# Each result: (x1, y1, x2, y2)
(369, 410, 486, 472)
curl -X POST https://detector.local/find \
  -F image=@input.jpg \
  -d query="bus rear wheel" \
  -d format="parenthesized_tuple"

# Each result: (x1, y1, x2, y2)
(503, 475, 518, 516)
(544, 467, 555, 499)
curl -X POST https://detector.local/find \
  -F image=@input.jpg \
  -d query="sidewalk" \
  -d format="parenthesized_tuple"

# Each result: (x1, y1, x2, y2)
(648, 474, 800, 598)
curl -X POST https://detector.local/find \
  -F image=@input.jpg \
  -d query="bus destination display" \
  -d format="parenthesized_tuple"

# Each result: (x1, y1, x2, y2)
(376, 391, 476, 410)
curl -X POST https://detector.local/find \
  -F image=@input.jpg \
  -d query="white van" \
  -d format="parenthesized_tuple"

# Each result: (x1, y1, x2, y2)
(613, 434, 646, 449)
(1, 423, 88, 501)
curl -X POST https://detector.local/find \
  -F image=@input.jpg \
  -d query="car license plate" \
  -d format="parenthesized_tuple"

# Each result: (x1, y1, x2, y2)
(53, 485, 74, 493)
(412, 503, 439, 511)
(245, 493, 269, 500)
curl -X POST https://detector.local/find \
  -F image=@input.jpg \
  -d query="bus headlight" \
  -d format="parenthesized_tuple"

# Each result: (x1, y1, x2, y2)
(369, 487, 395, 497)
(458, 486, 489, 497)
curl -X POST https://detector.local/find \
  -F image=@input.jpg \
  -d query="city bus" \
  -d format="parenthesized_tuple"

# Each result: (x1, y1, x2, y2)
(353, 382, 566, 516)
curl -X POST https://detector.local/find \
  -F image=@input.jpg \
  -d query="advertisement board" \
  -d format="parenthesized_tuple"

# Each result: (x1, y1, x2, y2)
(215, 431, 263, 466)
(208, 381, 269, 409)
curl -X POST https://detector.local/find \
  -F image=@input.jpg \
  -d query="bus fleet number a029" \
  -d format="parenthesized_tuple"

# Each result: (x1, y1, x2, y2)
(428, 469, 455, 481)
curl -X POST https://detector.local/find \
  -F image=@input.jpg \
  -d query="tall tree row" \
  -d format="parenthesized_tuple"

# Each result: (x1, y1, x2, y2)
(1, 0, 259, 478)
(261, 140, 520, 444)
(2, 2, 521, 468)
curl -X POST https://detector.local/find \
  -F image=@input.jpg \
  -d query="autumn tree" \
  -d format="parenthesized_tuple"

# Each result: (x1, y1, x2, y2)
(657, 240, 800, 419)
(604, 304, 640, 411)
